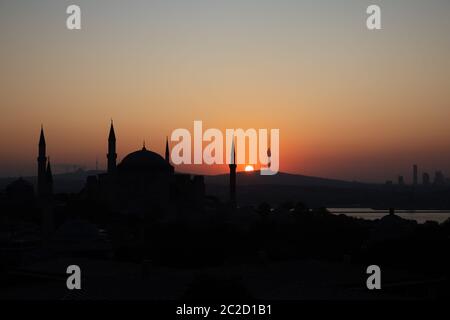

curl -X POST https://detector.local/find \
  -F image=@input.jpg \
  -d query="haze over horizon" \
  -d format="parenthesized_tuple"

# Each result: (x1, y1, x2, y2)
(1, 0, 450, 182)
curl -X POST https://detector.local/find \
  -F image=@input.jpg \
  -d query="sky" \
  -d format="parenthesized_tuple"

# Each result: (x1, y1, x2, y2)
(1, 0, 450, 182)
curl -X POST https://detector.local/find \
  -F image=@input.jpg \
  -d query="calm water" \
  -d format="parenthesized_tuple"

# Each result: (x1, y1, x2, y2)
(327, 208, 450, 224)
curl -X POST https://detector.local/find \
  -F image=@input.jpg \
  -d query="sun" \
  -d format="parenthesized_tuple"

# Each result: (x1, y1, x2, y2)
(245, 165, 254, 172)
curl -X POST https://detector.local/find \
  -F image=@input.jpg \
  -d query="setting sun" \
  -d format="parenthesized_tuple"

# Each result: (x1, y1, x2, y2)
(245, 165, 255, 172)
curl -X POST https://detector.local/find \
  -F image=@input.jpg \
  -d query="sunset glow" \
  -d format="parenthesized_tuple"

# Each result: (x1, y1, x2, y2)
(0, 1, 450, 183)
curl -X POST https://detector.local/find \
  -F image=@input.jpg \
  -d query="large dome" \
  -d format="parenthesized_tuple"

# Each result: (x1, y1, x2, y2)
(118, 146, 172, 173)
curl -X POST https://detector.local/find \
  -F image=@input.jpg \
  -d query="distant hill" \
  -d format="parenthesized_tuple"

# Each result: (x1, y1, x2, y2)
(0, 169, 364, 194)
(205, 170, 365, 187)
(203, 171, 373, 206)
(0, 169, 104, 193)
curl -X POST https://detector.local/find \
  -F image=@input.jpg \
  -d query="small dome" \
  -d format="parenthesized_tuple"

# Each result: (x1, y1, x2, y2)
(6, 178, 34, 197)
(8, 177, 32, 188)
(118, 147, 171, 173)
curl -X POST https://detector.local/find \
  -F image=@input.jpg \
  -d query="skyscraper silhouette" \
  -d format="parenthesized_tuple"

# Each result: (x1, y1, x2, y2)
(107, 120, 117, 174)
(423, 172, 430, 186)
(434, 171, 445, 185)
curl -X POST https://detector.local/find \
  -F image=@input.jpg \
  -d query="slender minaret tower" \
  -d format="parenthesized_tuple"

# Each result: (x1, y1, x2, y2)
(37, 125, 47, 197)
(46, 157, 53, 195)
(42, 157, 54, 238)
(107, 120, 117, 174)
(165, 136, 170, 163)
(229, 140, 237, 206)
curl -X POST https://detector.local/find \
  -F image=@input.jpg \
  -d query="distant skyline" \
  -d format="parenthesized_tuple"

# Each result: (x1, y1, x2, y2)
(1, 0, 450, 182)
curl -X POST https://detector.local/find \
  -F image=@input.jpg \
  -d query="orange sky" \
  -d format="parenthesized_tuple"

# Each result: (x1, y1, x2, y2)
(1, 0, 450, 182)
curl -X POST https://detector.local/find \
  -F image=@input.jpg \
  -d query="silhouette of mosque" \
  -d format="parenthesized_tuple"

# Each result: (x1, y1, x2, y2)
(35, 122, 224, 218)
(34, 121, 242, 216)
(86, 121, 207, 216)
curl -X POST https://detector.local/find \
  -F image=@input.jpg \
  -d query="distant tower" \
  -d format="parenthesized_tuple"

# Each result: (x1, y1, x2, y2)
(423, 172, 430, 186)
(413, 164, 418, 186)
(165, 136, 170, 163)
(434, 171, 445, 186)
(229, 140, 237, 206)
(37, 125, 47, 197)
(398, 175, 404, 186)
(107, 120, 117, 174)
(46, 157, 53, 195)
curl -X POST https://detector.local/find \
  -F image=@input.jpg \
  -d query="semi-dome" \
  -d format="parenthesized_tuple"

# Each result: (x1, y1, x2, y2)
(6, 177, 34, 199)
(118, 146, 172, 173)
(7, 177, 33, 191)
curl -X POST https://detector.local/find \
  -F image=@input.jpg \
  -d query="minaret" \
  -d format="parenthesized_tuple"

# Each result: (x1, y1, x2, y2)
(229, 140, 237, 206)
(37, 125, 47, 197)
(107, 120, 117, 174)
(46, 157, 53, 195)
(165, 136, 170, 163)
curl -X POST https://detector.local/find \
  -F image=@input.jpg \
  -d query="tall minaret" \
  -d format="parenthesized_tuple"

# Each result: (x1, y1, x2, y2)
(37, 125, 47, 197)
(46, 157, 53, 195)
(107, 120, 117, 174)
(165, 136, 170, 163)
(229, 140, 237, 206)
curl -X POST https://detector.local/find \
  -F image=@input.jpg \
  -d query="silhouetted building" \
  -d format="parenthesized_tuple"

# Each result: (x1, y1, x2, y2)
(6, 177, 34, 204)
(369, 211, 416, 244)
(423, 172, 430, 186)
(398, 175, 404, 186)
(433, 171, 445, 186)
(37, 126, 53, 198)
(413, 164, 418, 186)
(86, 122, 205, 217)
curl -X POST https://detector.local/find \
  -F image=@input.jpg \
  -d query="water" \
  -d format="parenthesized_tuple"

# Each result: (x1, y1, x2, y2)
(327, 208, 450, 224)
